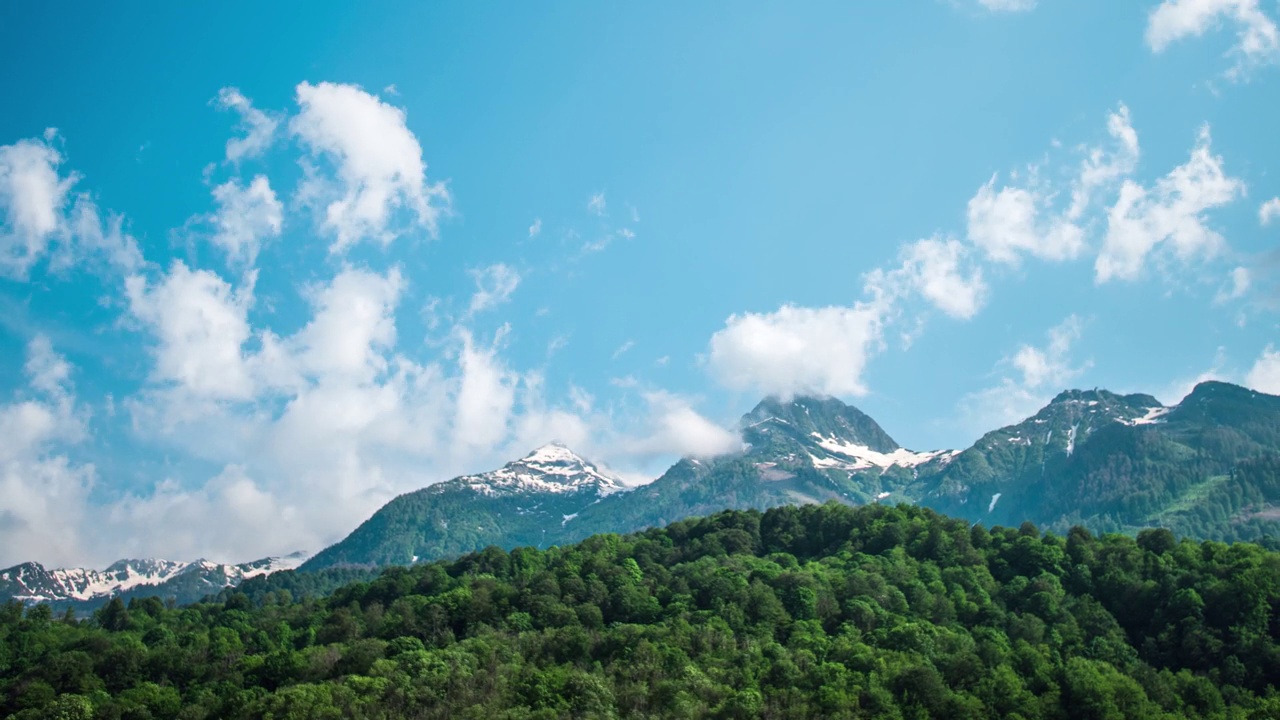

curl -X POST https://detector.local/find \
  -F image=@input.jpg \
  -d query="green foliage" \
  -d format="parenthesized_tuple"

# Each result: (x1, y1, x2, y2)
(2, 503, 1277, 718)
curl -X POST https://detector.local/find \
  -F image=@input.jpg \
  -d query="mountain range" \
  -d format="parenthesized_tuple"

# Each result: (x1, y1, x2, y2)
(301, 380, 1280, 573)
(0, 552, 310, 612)
(6, 380, 1279, 609)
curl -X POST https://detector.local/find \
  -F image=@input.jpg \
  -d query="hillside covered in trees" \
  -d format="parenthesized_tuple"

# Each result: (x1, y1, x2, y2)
(2, 503, 1278, 719)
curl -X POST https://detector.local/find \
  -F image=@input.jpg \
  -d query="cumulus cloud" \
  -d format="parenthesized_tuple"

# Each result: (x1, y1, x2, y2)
(0, 337, 94, 568)
(1146, 0, 1280, 78)
(467, 263, 520, 316)
(708, 302, 887, 398)
(213, 87, 279, 163)
(0, 134, 77, 278)
(208, 175, 283, 266)
(528, 217, 542, 237)
(866, 236, 988, 320)
(1260, 197, 1280, 225)
(957, 316, 1088, 433)
(126, 262, 257, 402)
(290, 81, 449, 252)
(967, 175, 1086, 265)
(1096, 126, 1244, 282)
(1245, 344, 1280, 393)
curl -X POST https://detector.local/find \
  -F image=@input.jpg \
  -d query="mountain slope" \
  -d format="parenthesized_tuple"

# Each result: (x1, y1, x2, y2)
(925, 383, 1280, 541)
(0, 552, 309, 611)
(300, 444, 625, 570)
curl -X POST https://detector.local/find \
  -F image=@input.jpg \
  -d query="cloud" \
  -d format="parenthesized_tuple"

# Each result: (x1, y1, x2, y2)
(213, 88, 279, 163)
(957, 315, 1088, 432)
(978, 0, 1035, 11)
(528, 217, 542, 237)
(1214, 266, 1251, 303)
(866, 236, 988, 320)
(208, 175, 283, 266)
(467, 263, 521, 315)
(1260, 197, 1280, 225)
(623, 391, 741, 459)
(588, 192, 607, 216)
(0, 337, 94, 568)
(0, 134, 77, 278)
(708, 302, 887, 398)
(61, 195, 143, 274)
(612, 340, 635, 360)
(967, 176, 1086, 265)
(125, 262, 257, 402)
(1146, 0, 1280, 79)
(966, 104, 1138, 268)
(1245, 344, 1280, 393)
(290, 81, 449, 252)
(1096, 125, 1244, 282)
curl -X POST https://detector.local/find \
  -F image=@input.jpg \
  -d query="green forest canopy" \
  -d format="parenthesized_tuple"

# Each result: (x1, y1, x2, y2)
(2, 502, 1278, 719)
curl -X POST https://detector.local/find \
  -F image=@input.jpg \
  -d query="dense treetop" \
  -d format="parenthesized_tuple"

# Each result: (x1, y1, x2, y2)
(3, 502, 1278, 718)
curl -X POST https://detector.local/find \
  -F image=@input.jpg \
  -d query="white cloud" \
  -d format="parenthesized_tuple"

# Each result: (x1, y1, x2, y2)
(623, 391, 741, 459)
(528, 217, 542, 237)
(1069, 105, 1141, 220)
(62, 196, 144, 274)
(125, 262, 257, 402)
(290, 81, 449, 252)
(208, 175, 283, 266)
(1096, 126, 1244, 282)
(452, 326, 519, 456)
(1146, 0, 1280, 78)
(0, 135, 76, 278)
(467, 263, 521, 315)
(1245, 344, 1280, 393)
(958, 316, 1088, 432)
(0, 337, 93, 568)
(1214, 266, 1252, 303)
(967, 175, 1086, 265)
(1260, 197, 1280, 224)
(612, 340, 635, 360)
(213, 87, 279, 163)
(978, 0, 1036, 11)
(588, 192, 607, 216)
(708, 302, 886, 398)
(965, 104, 1137, 269)
(291, 267, 404, 384)
(867, 236, 988, 319)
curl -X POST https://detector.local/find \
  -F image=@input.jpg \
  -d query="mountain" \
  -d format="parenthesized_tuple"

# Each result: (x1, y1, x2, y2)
(300, 443, 624, 571)
(0, 551, 309, 612)
(927, 382, 1280, 540)
(297, 382, 1280, 574)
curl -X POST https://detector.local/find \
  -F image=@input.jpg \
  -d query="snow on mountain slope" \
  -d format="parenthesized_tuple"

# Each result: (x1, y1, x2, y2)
(0, 551, 311, 605)
(456, 443, 625, 497)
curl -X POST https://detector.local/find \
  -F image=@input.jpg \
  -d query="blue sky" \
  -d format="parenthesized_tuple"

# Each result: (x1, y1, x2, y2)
(1, 1, 1278, 567)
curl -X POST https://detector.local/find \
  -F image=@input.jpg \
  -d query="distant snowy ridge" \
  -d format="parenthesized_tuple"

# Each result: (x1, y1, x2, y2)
(0, 551, 310, 605)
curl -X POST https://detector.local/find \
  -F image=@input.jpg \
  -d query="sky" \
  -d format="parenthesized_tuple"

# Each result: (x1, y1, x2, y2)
(1, 0, 1279, 568)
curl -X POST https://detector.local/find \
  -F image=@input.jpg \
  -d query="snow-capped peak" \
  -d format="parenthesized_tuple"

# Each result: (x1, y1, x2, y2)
(458, 444, 625, 497)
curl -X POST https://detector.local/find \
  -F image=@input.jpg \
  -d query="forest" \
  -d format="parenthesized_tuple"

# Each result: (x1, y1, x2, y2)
(2, 502, 1278, 719)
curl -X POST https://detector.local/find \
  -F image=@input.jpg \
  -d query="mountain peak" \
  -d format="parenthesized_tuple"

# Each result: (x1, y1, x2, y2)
(743, 394, 899, 453)
(459, 444, 625, 497)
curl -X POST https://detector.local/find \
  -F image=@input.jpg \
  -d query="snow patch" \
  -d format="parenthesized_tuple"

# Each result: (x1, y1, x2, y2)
(808, 433, 957, 469)
(1117, 406, 1170, 426)
(988, 493, 1002, 513)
